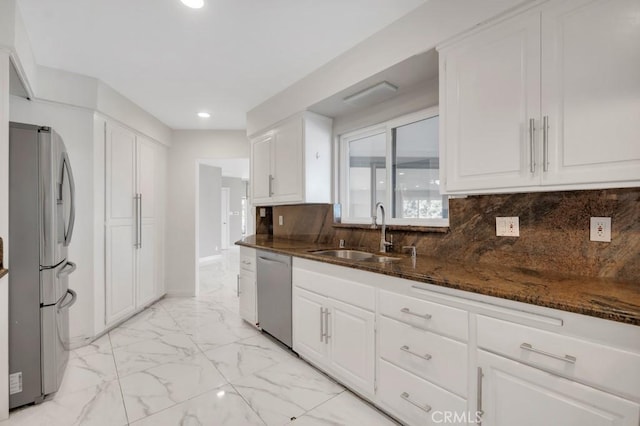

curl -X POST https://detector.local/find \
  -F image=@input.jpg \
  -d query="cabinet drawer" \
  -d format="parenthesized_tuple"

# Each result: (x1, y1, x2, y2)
(293, 266, 375, 311)
(239, 248, 256, 272)
(378, 359, 467, 426)
(379, 316, 467, 397)
(477, 315, 640, 399)
(379, 290, 468, 341)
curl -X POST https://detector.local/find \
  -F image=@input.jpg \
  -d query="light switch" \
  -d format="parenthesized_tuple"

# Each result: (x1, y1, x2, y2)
(259, 208, 266, 218)
(278, 215, 284, 226)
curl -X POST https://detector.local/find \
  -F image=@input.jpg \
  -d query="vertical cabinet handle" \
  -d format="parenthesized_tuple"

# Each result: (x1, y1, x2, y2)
(236, 274, 240, 297)
(133, 194, 140, 248)
(268, 174, 274, 197)
(138, 193, 143, 248)
(542, 116, 549, 172)
(477, 367, 484, 424)
(320, 307, 325, 342)
(529, 118, 536, 173)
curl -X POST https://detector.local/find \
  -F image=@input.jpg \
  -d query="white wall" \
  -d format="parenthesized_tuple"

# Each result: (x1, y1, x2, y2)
(10, 96, 96, 345)
(0, 50, 11, 422)
(166, 130, 249, 296)
(246, 0, 528, 136)
(332, 78, 439, 136)
(199, 165, 222, 259)
(221, 176, 245, 244)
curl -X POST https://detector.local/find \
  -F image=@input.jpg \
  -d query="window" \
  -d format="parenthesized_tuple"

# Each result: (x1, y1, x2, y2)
(339, 107, 448, 226)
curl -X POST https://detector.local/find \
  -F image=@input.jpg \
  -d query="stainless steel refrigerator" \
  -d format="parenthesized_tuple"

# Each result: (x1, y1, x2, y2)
(8, 122, 77, 409)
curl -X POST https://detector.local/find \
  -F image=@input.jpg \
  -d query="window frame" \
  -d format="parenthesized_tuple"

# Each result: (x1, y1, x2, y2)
(338, 106, 448, 227)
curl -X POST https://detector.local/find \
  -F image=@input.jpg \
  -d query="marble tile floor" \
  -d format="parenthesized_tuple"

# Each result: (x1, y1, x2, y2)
(3, 247, 398, 426)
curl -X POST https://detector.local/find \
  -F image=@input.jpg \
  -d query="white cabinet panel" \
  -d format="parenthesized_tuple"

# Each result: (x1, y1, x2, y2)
(441, 11, 540, 191)
(478, 350, 640, 426)
(328, 298, 375, 395)
(250, 112, 332, 206)
(251, 134, 272, 203)
(378, 359, 467, 426)
(138, 139, 157, 220)
(272, 117, 302, 201)
(238, 273, 256, 325)
(439, 0, 640, 194)
(541, 0, 640, 185)
(105, 123, 166, 326)
(106, 225, 135, 323)
(477, 315, 640, 399)
(107, 125, 136, 221)
(292, 287, 328, 363)
(379, 316, 467, 397)
(137, 223, 157, 308)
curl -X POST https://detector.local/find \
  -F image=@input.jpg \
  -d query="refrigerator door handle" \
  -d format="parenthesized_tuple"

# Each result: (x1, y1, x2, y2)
(60, 152, 76, 247)
(59, 289, 77, 311)
(56, 261, 76, 279)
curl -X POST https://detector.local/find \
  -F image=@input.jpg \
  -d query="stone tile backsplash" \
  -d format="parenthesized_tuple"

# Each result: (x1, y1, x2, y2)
(257, 188, 640, 282)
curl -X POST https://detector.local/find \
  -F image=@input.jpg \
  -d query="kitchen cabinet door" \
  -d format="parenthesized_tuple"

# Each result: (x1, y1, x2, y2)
(292, 287, 328, 364)
(105, 123, 137, 324)
(327, 298, 375, 396)
(272, 117, 303, 203)
(251, 133, 273, 204)
(238, 273, 256, 325)
(478, 350, 640, 426)
(541, 0, 640, 186)
(136, 138, 160, 307)
(440, 10, 541, 193)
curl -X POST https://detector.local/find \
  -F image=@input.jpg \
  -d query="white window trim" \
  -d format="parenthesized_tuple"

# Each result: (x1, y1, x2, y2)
(338, 106, 448, 227)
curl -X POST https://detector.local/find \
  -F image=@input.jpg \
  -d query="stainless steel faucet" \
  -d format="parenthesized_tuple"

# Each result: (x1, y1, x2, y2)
(374, 202, 393, 253)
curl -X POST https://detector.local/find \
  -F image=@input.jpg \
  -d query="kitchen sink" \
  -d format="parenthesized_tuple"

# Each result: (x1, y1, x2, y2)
(311, 249, 401, 263)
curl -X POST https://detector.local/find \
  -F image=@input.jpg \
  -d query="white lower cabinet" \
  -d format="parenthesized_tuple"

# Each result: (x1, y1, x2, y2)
(291, 258, 640, 426)
(378, 359, 467, 426)
(293, 287, 375, 396)
(238, 247, 257, 325)
(478, 350, 640, 426)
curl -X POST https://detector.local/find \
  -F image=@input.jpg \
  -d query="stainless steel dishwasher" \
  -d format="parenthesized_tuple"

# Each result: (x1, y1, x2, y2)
(256, 250, 292, 347)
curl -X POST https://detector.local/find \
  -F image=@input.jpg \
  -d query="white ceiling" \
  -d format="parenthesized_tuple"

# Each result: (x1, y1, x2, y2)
(17, 0, 426, 130)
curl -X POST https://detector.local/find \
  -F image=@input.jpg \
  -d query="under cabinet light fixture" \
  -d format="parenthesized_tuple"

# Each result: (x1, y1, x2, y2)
(181, 0, 204, 9)
(198, 112, 211, 118)
(343, 81, 398, 105)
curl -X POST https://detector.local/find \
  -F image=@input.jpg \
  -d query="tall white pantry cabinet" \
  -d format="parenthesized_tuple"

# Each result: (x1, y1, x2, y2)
(104, 121, 166, 326)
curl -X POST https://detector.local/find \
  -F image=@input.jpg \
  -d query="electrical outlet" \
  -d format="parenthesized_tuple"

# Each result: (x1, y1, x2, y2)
(259, 208, 266, 218)
(590, 217, 611, 242)
(496, 217, 519, 237)
(278, 215, 284, 226)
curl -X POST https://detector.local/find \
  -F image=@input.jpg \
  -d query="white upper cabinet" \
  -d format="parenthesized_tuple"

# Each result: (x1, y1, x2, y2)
(250, 112, 332, 206)
(541, 0, 640, 185)
(440, 10, 541, 192)
(439, 0, 640, 194)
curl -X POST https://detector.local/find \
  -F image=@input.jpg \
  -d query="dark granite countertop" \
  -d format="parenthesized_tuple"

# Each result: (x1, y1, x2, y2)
(237, 235, 640, 326)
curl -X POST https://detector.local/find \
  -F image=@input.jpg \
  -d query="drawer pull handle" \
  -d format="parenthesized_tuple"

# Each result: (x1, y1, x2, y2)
(400, 345, 432, 361)
(520, 343, 576, 364)
(401, 307, 432, 320)
(400, 392, 432, 413)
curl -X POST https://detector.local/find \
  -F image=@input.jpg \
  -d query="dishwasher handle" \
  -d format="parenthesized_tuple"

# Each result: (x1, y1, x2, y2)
(258, 256, 290, 267)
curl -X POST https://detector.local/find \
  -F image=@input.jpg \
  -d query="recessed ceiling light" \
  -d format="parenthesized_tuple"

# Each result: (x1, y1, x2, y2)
(181, 0, 204, 9)
(197, 112, 211, 118)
